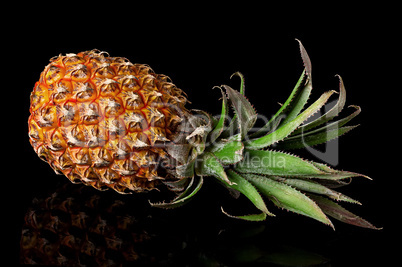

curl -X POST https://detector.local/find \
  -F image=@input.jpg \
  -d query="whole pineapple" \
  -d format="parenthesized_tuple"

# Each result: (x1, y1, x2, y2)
(28, 42, 378, 229)
(28, 50, 188, 192)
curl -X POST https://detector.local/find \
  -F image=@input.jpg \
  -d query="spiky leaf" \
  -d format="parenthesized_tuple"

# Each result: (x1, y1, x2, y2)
(209, 87, 229, 144)
(223, 85, 257, 139)
(235, 149, 325, 177)
(221, 208, 268, 222)
(310, 195, 380, 229)
(277, 125, 358, 150)
(149, 176, 203, 209)
(250, 70, 306, 138)
(195, 152, 233, 185)
(292, 74, 347, 135)
(230, 71, 245, 95)
(225, 170, 274, 217)
(212, 140, 244, 165)
(235, 149, 363, 180)
(243, 173, 333, 227)
(269, 177, 361, 204)
(208, 134, 244, 164)
(245, 90, 335, 149)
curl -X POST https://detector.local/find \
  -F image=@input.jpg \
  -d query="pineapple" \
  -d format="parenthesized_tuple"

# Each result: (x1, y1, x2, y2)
(28, 50, 188, 192)
(28, 41, 378, 229)
(20, 183, 180, 265)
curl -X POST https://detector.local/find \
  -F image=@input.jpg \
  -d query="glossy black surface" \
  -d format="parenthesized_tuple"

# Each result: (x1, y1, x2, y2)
(16, 178, 389, 266)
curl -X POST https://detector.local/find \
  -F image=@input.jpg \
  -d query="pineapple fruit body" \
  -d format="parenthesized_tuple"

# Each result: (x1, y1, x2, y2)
(28, 50, 188, 193)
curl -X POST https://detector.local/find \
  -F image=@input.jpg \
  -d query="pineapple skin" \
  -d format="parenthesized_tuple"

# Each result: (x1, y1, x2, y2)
(28, 50, 188, 193)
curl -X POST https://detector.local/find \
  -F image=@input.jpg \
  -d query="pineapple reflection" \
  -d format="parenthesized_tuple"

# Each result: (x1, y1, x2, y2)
(20, 182, 330, 266)
(20, 182, 176, 265)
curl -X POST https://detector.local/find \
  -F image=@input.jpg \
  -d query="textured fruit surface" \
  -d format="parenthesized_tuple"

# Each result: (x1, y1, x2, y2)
(28, 50, 188, 193)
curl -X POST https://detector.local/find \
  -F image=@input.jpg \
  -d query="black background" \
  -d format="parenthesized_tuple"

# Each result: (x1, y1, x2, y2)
(6, 4, 399, 266)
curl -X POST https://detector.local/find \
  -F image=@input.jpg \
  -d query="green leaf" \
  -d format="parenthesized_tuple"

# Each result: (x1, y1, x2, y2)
(245, 90, 335, 149)
(221, 208, 267, 221)
(279, 76, 313, 128)
(226, 170, 275, 216)
(289, 105, 361, 139)
(310, 195, 381, 230)
(212, 140, 244, 165)
(219, 73, 246, 139)
(230, 71, 245, 95)
(195, 152, 234, 185)
(269, 177, 361, 204)
(296, 39, 312, 79)
(292, 74, 347, 135)
(250, 70, 306, 138)
(208, 134, 244, 164)
(251, 39, 312, 139)
(277, 125, 358, 150)
(235, 149, 326, 178)
(310, 161, 371, 180)
(209, 87, 229, 144)
(223, 85, 257, 139)
(235, 149, 366, 180)
(243, 173, 333, 227)
(276, 39, 313, 128)
(149, 176, 203, 209)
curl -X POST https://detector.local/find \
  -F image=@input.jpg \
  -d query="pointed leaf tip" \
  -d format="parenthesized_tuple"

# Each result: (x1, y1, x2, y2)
(296, 39, 312, 79)
(149, 176, 203, 209)
(223, 84, 257, 139)
(243, 173, 334, 228)
(311, 195, 381, 230)
(221, 207, 268, 221)
(230, 71, 245, 95)
(226, 170, 275, 217)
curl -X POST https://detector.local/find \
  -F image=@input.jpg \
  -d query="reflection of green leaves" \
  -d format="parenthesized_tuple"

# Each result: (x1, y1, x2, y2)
(260, 246, 330, 266)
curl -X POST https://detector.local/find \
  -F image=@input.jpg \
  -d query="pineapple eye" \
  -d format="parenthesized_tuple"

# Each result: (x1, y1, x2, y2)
(72, 82, 97, 103)
(120, 91, 144, 110)
(99, 97, 124, 118)
(124, 110, 148, 132)
(69, 64, 90, 82)
(118, 75, 141, 91)
(79, 102, 100, 125)
(45, 64, 65, 85)
(37, 105, 58, 128)
(63, 54, 85, 66)
(57, 101, 79, 126)
(94, 63, 116, 78)
(116, 62, 137, 76)
(99, 78, 121, 97)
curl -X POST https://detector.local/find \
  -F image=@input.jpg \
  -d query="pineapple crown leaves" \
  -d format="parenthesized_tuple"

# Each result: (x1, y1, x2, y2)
(150, 40, 379, 230)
